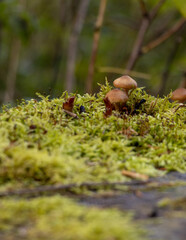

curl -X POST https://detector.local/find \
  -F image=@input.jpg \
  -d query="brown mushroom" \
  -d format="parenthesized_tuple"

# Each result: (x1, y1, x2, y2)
(113, 75, 137, 93)
(171, 88, 186, 103)
(105, 89, 128, 110)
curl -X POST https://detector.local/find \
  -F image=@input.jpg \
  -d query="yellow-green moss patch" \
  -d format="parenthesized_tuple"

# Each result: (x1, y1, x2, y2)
(0, 82, 185, 190)
(0, 196, 145, 240)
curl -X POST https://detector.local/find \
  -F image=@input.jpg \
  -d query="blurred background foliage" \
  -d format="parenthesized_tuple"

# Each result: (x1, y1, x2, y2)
(0, 0, 186, 103)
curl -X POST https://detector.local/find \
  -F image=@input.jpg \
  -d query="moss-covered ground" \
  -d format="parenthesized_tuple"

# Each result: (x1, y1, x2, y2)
(0, 81, 185, 239)
(0, 196, 146, 240)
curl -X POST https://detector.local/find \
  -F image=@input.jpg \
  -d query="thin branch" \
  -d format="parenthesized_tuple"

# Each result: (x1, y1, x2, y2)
(98, 66, 151, 79)
(86, 0, 108, 93)
(0, 179, 182, 198)
(138, 0, 148, 17)
(0, 180, 150, 198)
(173, 103, 186, 113)
(65, 0, 90, 92)
(142, 18, 186, 54)
(149, 0, 166, 20)
(126, 0, 166, 71)
(158, 36, 182, 96)
(63, 109, 78, 118)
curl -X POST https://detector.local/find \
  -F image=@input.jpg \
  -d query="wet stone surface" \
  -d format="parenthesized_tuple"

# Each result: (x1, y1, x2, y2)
(79, 172, 186, 240)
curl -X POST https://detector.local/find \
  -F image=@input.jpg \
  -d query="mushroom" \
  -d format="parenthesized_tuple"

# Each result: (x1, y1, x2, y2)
(171, 88, 186, 103)
(113, 75, 137, 94)
(105, 89, 128, 111)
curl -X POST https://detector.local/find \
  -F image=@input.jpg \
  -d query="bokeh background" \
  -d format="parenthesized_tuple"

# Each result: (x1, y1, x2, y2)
(0, 0, 186, 104)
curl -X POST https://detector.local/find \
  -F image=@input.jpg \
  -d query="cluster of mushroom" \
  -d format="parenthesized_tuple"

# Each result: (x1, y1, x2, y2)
(105, 75, 137, 111)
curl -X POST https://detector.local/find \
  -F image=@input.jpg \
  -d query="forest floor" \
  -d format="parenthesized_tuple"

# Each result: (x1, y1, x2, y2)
(0, 82, 185, 239)
(78, 172, 186, 240)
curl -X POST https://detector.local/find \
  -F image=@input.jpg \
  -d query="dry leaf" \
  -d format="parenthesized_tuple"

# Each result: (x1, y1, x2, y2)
(63, 96, 75, 112)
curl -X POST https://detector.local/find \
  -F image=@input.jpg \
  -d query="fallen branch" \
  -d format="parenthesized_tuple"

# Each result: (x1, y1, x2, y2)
(0, 180, 150, 198)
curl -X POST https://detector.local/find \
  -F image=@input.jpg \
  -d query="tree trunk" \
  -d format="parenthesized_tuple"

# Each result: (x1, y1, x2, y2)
(4, 38, 21, 103)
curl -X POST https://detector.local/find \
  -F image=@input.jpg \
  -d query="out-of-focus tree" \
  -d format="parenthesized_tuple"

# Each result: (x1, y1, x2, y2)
(0, 0, 186, 104)
(65, 0, 90, 93)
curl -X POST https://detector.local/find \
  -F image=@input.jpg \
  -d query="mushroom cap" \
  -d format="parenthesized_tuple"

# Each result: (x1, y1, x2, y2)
(113, 75, 137, 90)
(105, 89, 128, 104)
(171, 88, 186, 102)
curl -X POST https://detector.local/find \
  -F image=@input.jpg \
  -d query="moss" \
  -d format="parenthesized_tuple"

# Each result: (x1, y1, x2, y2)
(158, 197, 186, 210)
(0, 81, 185, 239)
(0, 196, 145, 240)
(0, 81, 185, 189)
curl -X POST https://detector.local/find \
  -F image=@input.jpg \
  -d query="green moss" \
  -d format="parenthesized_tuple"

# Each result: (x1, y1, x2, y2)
(0, 81, 185, 239)
(0, 81, 185, 189)
(0, 196, 145, 240)
(158, 197, 186, 210)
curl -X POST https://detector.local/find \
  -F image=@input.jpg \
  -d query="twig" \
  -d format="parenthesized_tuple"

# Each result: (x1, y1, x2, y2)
(122, 170, 149, 181)
(149, 0, 166, 20)
(173, 103, 186, 113)
(86, 0, 108, 93)
(98, 66, 151, 79)
(63, 109, 78, 118)
(0, 180, 151, 198)
(65, 0, 90, 92)
(142, 18, 186, 54)
(138, 0, 148, 17)
(126, 0, 166, 71)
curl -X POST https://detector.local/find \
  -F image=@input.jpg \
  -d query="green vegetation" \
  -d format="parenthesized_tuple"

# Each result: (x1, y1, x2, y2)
(0, 82, 185, 239)
(0, 196, 145, 240)
(0, 82, 185, 190)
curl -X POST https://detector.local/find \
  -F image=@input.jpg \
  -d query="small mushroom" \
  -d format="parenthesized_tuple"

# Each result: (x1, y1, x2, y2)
(105, 89, 128, 111)
(113, 75, 137, 94)
(171, 88, 186, 103)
